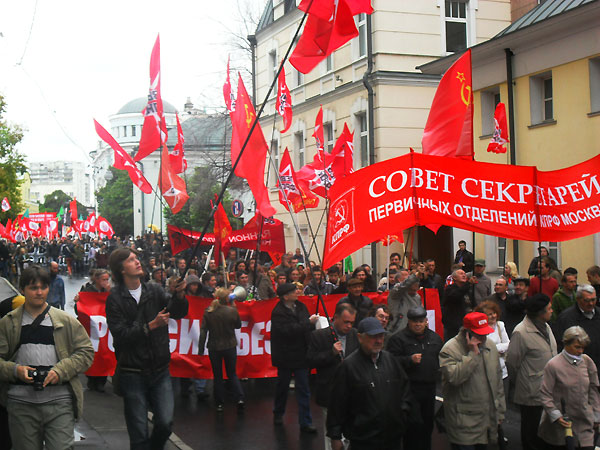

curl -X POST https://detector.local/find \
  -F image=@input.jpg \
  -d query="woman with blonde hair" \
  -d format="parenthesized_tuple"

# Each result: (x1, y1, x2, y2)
(199, 287, 245, 412)
(503, 261, 519, 294)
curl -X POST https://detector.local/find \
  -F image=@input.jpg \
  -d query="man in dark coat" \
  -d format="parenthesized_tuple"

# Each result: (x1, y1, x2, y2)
(307, 303, 359, 447)
(387, 306, 443, 450)
(454, 240, 474, 274)
(270, 283, 318, 433)
(327, 317, 412, 450)
(442, 269, 476, 341)
(553, 284, 600, 369)
(338, 278, 373, 327)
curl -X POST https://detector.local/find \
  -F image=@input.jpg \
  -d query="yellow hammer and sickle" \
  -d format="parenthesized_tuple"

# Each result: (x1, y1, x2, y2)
(461, 85, 472, 106)
(244, 104, 255, 128)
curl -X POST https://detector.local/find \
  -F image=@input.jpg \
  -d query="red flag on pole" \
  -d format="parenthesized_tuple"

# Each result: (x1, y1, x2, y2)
(290, 0, 369, 74)
(298, 0, 373, 20)
(1, 197, 10, 212)
(313, 106, 324, 153)
(69, 199, 78, 223)
(422, 49, 473, 160)
(276, 64, 293, 133)
(223, 56, 235, 115)
(135, 34, 168, 161)
(97, 216, 114, 239)
(487, 102, 509, 154)
(212, 194, 232, 266)
(230, 74, 276, 218)
(277, 148, 319, 213)
(159, 145, 189, 214)
(94, 120, 153, 194)
(169, 113, 187, 173)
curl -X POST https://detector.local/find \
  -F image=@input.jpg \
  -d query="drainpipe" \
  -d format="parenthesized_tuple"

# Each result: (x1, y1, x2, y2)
(362, 14, 377, 275)
(248, 35, 257, 108)
(505, 48, 519, 269)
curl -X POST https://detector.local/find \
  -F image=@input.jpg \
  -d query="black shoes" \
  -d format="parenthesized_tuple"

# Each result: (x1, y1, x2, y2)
(237, 400, 245, 411)
(300, 425, 318, 434)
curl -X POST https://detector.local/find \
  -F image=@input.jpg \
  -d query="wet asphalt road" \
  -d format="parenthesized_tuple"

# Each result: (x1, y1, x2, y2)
(63, 275, 525, 450)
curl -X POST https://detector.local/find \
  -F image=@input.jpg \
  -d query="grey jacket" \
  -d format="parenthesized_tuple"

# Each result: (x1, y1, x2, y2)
(439, 329, 506, 446)
(388, 274, 421, 334)
(0, 306, 94, 418)
(506, 316, 557, 406)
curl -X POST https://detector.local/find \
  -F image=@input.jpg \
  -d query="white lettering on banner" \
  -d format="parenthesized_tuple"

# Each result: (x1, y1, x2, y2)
(90, 315, 111, 352)
(236, 321, 272, 356)
(368, 170, 454, 199)
(178, 319, 200, 355)
(332, 224, 350, 242)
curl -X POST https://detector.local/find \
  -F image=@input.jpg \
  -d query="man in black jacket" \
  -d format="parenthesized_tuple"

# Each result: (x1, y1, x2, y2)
(271, 283, 319, 433)
(106, 248, 188, 450)
(442, 269, 476, 341)
(307, 303, 359, 448)
(338, 278, 373, 327)
(553, 284, 600, 369)
(387, 306, 442, 450)
(327, 317, 412, 450)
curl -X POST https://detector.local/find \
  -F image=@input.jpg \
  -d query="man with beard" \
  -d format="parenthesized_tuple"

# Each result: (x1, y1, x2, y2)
(46, 262, 65, 310)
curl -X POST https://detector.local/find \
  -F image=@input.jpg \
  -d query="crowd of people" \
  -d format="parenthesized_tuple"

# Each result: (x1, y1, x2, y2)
(0, 233, 599, 449)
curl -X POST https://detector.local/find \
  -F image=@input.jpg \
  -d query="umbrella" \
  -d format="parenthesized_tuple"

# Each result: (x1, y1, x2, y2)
(562, 399, 576, 450)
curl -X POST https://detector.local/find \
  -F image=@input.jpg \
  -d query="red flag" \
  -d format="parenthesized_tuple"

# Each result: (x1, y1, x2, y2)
(87, 212, 97, 232)
(94, 120, 153, 194)
(290, 0, 363, 74)
(69, 199, 78, 223)
(47, 218, 59, 238)
(230, 74, 276, 218)
(135, 34, 168, 161)
(1, 197, 10, 212)
(169, 113, 187, 173)
(159, 145, 189, 214)
(422, 49, 473, 160)
(298, 0, 373, 19)
(276, 64, 292, 132)
(378, 234, 404, 246)
(277, 148, 319, 213)
(330, 122, 354, 176)
(212, 195, 232, 266)
(96, 216, 114, 239)
(223, 56, 235, 115)
(487, 102, 509, 154)
(313, 106, 324, 153)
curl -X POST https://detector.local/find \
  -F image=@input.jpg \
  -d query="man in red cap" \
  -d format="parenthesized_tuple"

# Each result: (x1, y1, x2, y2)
(439, 312, 506, 450)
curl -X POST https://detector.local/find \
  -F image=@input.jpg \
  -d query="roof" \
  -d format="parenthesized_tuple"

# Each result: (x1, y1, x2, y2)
(166, 114, 230, 150)
(117, 97, 177, 115)
(256, 0, 274, 33)
(496, 0, 596, 38)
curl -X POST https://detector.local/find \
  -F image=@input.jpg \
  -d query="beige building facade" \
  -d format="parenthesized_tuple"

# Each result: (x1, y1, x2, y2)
(253, 0, 511, 276)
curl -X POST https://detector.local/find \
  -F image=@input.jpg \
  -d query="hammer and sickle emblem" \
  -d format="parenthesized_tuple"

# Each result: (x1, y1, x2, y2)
(244, 104, 255, 128)
(461, 85, 472, 106)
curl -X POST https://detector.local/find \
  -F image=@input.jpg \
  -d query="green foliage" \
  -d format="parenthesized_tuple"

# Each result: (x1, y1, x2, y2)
(164, 166, 243, 231)
(0, 95, 27, 222)
(40, 189, 87, 215)
(96, 167, 133, 236)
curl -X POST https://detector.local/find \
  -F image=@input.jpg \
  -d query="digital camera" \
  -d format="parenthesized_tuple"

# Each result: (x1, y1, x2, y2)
(27, 368, 49, 391)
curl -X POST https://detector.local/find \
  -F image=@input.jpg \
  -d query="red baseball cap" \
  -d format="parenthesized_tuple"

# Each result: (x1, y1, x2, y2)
(463, 312, 494, 335)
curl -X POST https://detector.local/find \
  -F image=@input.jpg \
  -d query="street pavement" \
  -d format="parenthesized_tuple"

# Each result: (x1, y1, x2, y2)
(62, 274, 525, 450)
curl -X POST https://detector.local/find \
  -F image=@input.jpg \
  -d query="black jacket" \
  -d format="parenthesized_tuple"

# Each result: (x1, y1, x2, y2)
(338, 295, 373, 327)
(442, 282, 474, 334)
(326, 349, 412, 446)
(553, 305, 600, 369)
(386, 327, 442, 384)
(454, 249, 474, 273)
(270, 300, 315, 369)
(307, 326, 359, 407)
(503, 294, 526, 337)
(106, 282, 188, 372)
(303, 280, 333, 296)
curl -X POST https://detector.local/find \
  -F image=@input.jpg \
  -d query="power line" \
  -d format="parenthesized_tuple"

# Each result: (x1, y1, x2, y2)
(16, 0, 39, 66)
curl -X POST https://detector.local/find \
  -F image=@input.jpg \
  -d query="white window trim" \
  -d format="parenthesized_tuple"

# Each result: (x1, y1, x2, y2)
(268, 133, 281, 190)
(351, 14, 368, 62)
(529, 71, 553, 126)
(533, 241, 562, 270)
(438, 0, 478, 56)
(351, 97, 369, 168)
(480, 87, 500, 137)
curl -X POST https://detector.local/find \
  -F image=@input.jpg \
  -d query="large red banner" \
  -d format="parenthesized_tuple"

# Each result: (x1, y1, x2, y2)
(323, 152, 600, 269)
(76, 289, 442, 378)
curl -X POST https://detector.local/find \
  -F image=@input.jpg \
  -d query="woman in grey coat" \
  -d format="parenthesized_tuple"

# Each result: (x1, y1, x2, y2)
(539, 326, 600, 449)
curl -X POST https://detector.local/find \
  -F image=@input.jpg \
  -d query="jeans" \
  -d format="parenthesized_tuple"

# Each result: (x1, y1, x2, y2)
(273, 367, 312, 427)
(120, 368, 174, 450)
(209, 347, 244, 404)
(403, 382, 436, 450)
(520, 404, 544, 450)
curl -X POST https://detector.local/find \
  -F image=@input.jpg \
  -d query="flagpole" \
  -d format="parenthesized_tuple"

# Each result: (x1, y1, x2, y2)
(179, 0, 315, 281)
(386, 235, 390, 291)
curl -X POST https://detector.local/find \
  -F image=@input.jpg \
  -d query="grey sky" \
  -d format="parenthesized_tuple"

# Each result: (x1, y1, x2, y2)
(0, 0, 260, 164)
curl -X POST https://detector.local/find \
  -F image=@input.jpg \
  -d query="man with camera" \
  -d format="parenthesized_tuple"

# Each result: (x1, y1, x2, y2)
(0, 265, 94, 450)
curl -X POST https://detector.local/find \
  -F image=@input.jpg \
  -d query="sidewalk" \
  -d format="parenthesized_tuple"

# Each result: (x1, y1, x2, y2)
(75, 375, 189, 449)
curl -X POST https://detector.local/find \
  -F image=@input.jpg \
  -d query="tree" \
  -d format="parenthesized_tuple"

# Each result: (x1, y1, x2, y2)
(40, 190, 88, 217)
(0, 94, 27, 222)
(164, 166, 242, 231)
(96, 167, 133, 236)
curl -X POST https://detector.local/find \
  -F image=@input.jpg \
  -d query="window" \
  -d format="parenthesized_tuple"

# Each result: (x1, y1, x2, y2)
(497, 237, 506, 269)
(269, 50, 278, 86)
(359, 114, 369, 167)
(445, 1, 467, 53)
(537, 241, 561, 270)
(294, 131, 305, 167)
(324, 122, 334, 153)
(295, 69, 304, 87)
(131, 125, 136, 137)
(480, 88, 500, 136)
(590, 57, 600, 113)
(283, 0, 296, 13)
(325, 54, 333, 73)
(357, 13, 367, 58)
(529, 72, 554, 125)
(123, 126, 127, 137)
